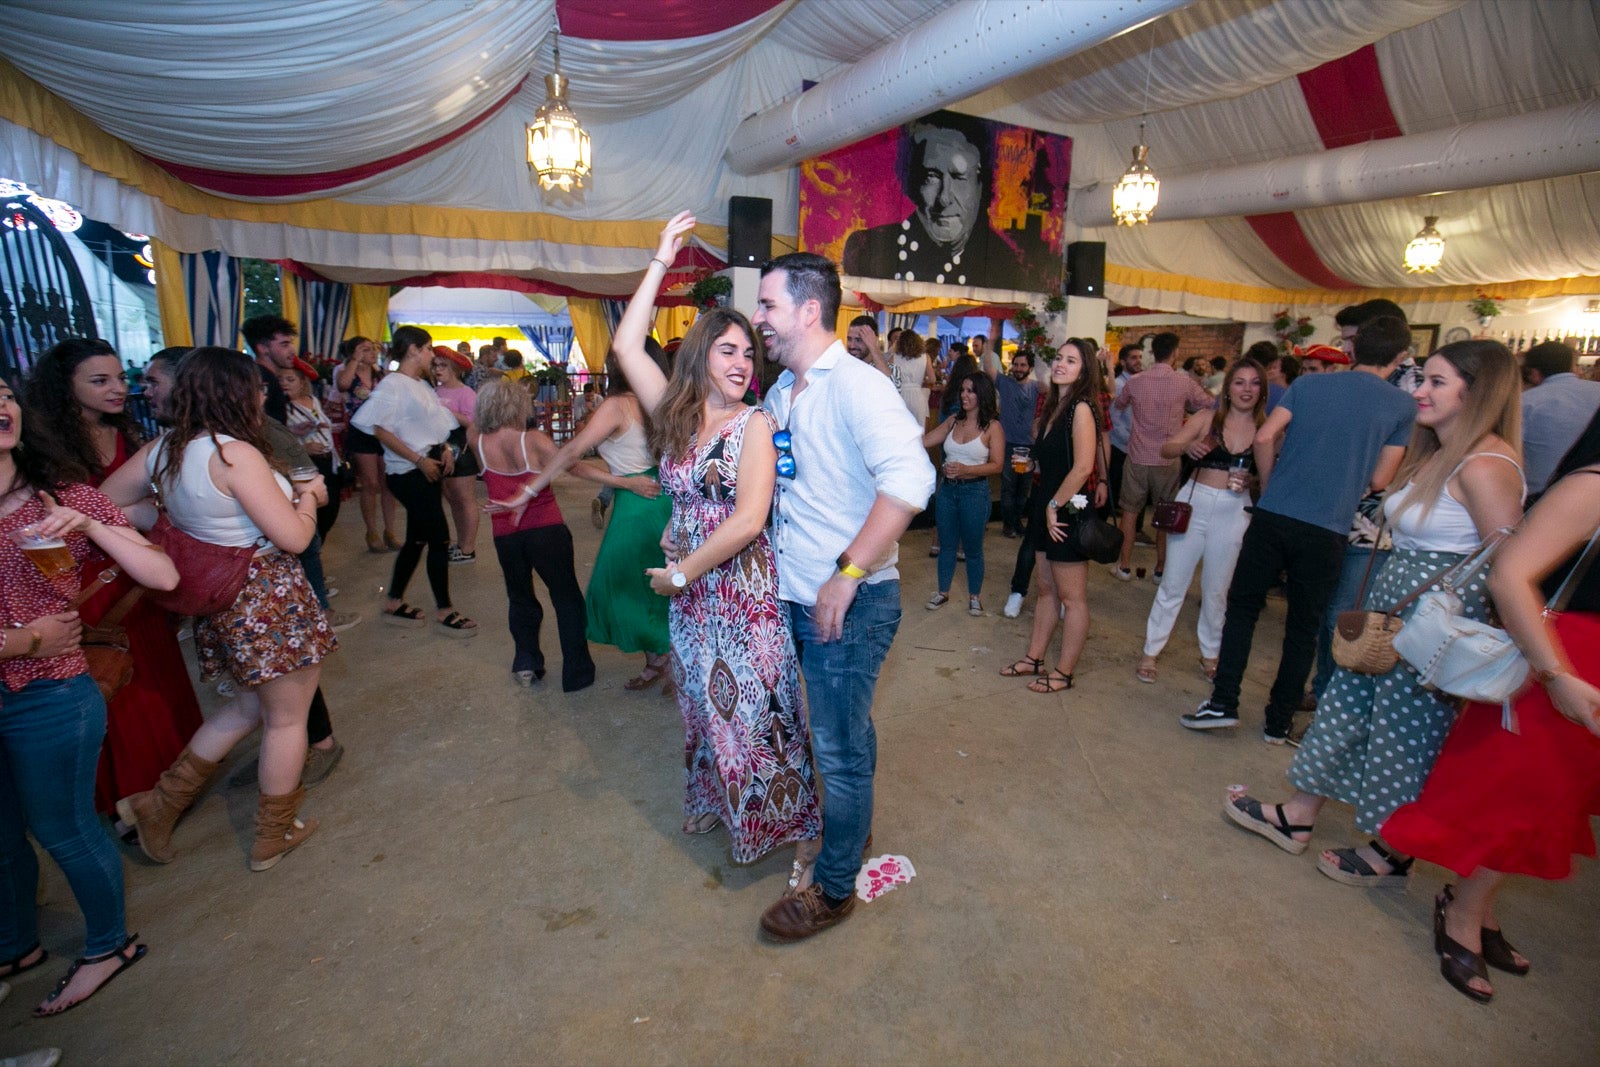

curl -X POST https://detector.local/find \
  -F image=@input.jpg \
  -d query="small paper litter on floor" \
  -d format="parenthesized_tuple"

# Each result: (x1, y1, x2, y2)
(856, 854, 916, 903)
(957, 750, 968, 757)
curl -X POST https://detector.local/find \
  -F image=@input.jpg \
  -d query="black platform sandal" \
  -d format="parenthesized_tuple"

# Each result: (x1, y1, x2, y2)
(1481, 927, 1531, 976)
(0, 944, 46, 979)
(1317, 838, 1414, 887)
(1434, 888, 1492, 1004)
(33, 935, 146, 1017)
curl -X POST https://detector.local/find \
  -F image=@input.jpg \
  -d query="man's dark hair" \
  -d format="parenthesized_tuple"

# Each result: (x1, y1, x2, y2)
(848, 314, 877, 335)
(492, 336, 507, 347)
(1335, 299, 1407, 328)
(1210, 356, 1227, 372)
(1151, 332, 1180, 363)
(973, 333, 988, 344)
(1278, 354, 1302, 382)
(760, 252, 842, 331)
(503, 350, 523, 369)
(1011, 349, 1035, 370)
(149, 346, 190, 369)
(1117, 343, 1142, 371)
(1244, 341, 1279, 365)
(949, 342, 968, 358)
(1524, 340, 1577, 380)
(1351, 315, 1413, 367)
(241, 314, 295, 353)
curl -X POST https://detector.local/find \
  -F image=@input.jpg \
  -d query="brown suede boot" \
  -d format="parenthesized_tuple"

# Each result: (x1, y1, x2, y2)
(114, 746, 219, 863)
(249, 788, 318, 871)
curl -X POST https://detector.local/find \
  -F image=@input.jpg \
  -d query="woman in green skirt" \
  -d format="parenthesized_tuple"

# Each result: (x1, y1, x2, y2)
(522, 357, 672, 689)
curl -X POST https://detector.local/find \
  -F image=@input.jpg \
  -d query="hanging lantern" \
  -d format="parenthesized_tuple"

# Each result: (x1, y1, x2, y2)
(1403, 215, 1445, 274)
(526, 35, 591, 193)
(1111, 140, 1160, 226)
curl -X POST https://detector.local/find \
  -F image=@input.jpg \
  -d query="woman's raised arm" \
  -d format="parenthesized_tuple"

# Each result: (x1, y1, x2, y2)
(613, 212, 695, 413)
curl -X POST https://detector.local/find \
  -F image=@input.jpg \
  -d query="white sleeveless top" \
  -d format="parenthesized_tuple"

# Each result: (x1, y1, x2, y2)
(146, 434, 290, 548)
(1386, 452, 1524, 553)
(596, 418, 653, 476)
(942, 425, 991, 468)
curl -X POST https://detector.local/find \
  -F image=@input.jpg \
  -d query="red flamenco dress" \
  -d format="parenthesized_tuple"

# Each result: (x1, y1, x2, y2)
(81, 435, 203, 814)
(1383, 566, 1600, 880)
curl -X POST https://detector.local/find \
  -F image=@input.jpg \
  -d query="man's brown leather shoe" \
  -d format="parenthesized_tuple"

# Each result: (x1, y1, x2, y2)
(759, 884, 855, 942)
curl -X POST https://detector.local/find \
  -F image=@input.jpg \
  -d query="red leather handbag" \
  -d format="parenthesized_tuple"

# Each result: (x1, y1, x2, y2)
(1151, 479, 1196, 534)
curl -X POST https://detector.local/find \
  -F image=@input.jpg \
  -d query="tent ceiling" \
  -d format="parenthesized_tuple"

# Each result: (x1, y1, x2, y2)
(1, 0, 1596, 315)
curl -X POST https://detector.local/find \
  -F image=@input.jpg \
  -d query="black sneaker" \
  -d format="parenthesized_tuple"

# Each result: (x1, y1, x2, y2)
(1180, 701, 1240, 731)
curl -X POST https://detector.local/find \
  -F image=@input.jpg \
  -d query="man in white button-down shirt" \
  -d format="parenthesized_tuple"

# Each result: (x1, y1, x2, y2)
(752, 253, 935, 942)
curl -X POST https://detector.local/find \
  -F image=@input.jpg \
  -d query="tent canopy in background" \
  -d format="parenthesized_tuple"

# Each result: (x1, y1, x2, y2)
(1, 0, 1595, 329)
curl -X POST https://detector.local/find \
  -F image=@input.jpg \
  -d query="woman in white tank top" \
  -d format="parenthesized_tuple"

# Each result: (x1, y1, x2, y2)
(1226, 340, 1526, 905)
(101, 346, 336, 872)
(921, 374, 1004, 614)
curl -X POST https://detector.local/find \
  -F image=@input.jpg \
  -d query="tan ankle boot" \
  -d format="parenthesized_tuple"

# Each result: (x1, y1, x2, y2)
(249, 788, 318, 871)
(114, 746, 219, 863)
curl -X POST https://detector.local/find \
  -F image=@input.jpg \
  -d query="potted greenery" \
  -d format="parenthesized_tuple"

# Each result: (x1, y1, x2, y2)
(689, 274, 732, 310)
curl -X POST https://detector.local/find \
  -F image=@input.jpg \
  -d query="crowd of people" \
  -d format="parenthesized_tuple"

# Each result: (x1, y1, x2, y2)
(0, 244, 1596, 1026)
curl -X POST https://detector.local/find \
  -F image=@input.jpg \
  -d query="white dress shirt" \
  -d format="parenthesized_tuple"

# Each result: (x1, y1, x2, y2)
(764, 340, 936, 605)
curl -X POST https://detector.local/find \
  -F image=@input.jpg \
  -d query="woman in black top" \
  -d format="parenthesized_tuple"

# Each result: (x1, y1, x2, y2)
(999, 340, 1103, 693)
(1137, 358, 1272, 683)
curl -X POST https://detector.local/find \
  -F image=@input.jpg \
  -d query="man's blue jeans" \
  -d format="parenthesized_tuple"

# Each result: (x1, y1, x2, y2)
(788, 581, 902, 899)
(0, 674, 128, 958)
(1312, 545, 1388, 699)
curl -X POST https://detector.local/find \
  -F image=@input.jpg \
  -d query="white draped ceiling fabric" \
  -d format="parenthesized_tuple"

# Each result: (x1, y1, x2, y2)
(1, 0, 1596, 321)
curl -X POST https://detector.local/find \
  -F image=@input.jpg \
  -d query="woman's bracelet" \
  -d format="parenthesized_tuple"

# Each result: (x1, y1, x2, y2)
(648, 257, 669, 270)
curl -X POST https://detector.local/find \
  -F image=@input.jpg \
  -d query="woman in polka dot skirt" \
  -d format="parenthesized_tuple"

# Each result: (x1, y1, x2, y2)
(1223, 341, 1525, 888)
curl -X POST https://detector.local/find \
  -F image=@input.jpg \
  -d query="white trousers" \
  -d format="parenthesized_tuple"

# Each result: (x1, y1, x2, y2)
(1142, 480, 1251, 659)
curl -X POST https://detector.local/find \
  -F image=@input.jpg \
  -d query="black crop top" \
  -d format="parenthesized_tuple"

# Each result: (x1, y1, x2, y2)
(1194, 439, 1255, 473)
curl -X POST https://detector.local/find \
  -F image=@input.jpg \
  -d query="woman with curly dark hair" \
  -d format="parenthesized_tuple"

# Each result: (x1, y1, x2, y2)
(25, 338, 204, 819)
(101, 348, 335, 872)
(921, 372, 1003, 615)
(0, 372, 177, 1015)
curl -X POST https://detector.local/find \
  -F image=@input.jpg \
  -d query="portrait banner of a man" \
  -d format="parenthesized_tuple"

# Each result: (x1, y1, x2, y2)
(801, 110, 1072, 294)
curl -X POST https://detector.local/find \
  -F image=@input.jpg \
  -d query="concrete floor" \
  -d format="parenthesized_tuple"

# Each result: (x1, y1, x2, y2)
(8, 479, 1598, 1065)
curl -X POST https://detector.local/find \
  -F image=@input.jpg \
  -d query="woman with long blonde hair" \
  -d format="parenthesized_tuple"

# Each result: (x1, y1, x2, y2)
(1225, 341, 1525, 891)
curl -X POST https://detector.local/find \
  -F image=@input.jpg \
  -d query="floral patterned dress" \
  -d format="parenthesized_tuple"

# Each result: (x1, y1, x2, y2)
(662, 406, 821, 863)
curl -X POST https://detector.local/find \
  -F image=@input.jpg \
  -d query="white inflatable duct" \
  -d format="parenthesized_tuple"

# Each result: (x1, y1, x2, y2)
(724, 0, 1192, 176)
(1074, 98, 1600, 225)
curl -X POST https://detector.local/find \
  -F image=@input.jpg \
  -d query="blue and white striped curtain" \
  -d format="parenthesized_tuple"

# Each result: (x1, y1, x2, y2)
(888, 312, 918, 332)
(294, 276, 352, 360)
(599, 299, 629, 336)
(181, 250, 243, 348)
(520, 324, 574, 366)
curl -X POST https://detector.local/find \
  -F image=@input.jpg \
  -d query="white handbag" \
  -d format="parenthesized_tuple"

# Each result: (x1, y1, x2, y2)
(1394, 525, 1600, 729)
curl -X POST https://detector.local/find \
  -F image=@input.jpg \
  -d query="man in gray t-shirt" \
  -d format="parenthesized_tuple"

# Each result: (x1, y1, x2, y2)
(1181, 316, 1416, 742)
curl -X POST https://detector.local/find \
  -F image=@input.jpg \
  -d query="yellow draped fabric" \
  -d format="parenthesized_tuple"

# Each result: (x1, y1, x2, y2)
(653, 305, 698, 345)
(150, 238, 192, 349)
(346, 285, 390, 342)
(278, 271, 300, 332)
(567, 299, 611, 372)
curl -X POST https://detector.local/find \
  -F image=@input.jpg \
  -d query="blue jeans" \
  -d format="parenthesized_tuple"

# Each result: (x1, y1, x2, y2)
(788, 581, 902, 899)
(1312, 546, 1388, 699)
(0, 674, 127, 958)
(935, 478, 989, 595)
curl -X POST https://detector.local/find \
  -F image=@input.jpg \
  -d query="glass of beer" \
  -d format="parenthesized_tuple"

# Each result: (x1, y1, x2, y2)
(11, 524, 75, 582)
(1011, 446, 1031, 474)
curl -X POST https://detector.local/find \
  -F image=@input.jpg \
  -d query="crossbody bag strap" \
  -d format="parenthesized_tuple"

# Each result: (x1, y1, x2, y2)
(1545, 511, 1600, 615)
(101, 584, 145, 627)
(1386, 527, 1514, 618)
(65, 565, 121, 611)
(1351, 519, 1387, 611)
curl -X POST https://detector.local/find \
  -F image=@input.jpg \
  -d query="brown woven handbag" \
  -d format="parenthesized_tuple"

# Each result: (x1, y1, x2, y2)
(1330, 524, 1471, 676)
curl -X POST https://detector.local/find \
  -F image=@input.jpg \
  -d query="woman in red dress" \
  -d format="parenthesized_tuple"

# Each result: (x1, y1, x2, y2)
(1383, 409, 1600, 1002)
(25, 339, 203, 817)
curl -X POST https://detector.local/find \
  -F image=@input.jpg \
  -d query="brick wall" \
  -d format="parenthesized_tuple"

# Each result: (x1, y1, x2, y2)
(1108, 323, 1248, 365)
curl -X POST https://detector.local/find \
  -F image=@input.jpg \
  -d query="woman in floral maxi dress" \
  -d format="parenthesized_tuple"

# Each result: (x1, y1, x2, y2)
(610, 212, 823, 882)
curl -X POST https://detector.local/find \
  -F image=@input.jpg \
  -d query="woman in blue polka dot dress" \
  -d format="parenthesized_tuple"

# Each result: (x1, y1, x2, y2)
(1223, 341, 1525, 887)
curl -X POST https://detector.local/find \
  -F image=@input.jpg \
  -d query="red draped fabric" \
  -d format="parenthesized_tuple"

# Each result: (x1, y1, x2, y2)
(555, 0, 784, 41)
(1244, 213, 1359, 290)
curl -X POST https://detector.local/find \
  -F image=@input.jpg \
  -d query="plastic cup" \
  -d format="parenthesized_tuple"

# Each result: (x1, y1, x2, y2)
(11, 525, 74, 581)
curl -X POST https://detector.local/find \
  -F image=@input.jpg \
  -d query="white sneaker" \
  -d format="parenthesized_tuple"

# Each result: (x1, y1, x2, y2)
(328, 610, 363, 633)
(1002, 592, 1023, 618)
(1110, 566, 1133, 581)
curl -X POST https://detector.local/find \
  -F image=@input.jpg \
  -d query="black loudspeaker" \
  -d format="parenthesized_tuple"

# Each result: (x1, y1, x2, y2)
(1065, 241, 1105, 297)
(727, 196, 772, 268)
